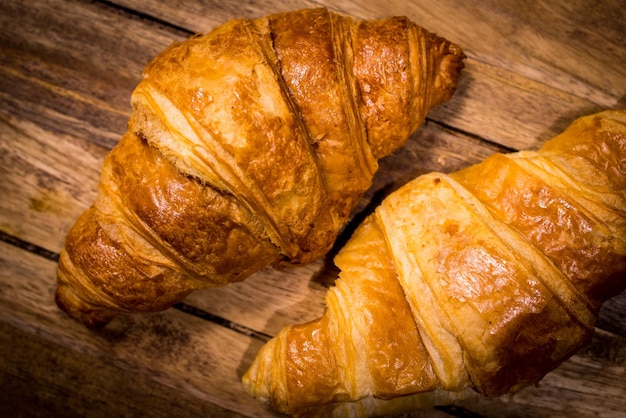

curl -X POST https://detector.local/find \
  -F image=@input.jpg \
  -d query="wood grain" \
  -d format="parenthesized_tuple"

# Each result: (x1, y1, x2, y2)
(0, 322, 249, 418)
(0, 241, 282, 417)
(1, 0, 625, 416)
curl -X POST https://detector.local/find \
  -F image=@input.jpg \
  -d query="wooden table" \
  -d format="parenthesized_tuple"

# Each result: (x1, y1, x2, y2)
(1, 0, 625, 416)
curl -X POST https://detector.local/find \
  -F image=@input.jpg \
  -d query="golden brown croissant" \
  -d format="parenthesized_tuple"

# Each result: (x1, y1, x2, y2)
(242, 109, 626, 417)
(54, 8, 465, 328)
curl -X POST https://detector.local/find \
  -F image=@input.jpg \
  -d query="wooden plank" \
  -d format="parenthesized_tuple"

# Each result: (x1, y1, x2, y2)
(0, 321, 248, 418)
(0, 0, 167, 149)
(0, 0, 179, 249)
(111, 0, 321, 29)
(436, 58, 604, 150)
(0, 240, 281, 418)
(0, 115, 103, 251)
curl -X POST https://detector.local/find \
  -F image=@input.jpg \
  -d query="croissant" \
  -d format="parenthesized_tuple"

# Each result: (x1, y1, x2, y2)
(54, 8, 465, 328)
(242, 109, 626, 417)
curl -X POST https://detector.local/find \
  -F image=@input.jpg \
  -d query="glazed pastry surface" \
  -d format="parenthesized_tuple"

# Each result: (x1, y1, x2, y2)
(55, 8, 465, 328)
(243, 109, 626, 417)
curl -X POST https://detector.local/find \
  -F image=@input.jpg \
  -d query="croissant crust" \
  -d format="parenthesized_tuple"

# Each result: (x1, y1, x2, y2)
(55, 8, 465, 328)
(242, 109, 626, 417)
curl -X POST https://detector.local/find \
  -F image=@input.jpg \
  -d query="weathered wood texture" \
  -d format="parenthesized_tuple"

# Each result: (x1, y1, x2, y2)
(1, 0, 624, 417)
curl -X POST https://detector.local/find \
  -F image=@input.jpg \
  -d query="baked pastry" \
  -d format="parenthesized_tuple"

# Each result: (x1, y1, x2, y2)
(242, 109, 626, 417)
(55, 7, 465, 328)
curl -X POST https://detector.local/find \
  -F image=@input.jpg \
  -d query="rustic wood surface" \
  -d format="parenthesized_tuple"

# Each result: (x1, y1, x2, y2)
(1, 0, 625, 417)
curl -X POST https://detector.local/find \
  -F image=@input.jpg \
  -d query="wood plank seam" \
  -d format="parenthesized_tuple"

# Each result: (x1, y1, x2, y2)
(426, 118, 517, 154)
(0, 229, 59, 263)
(174, 302, 274, 342)
(95, 0, 196, 36)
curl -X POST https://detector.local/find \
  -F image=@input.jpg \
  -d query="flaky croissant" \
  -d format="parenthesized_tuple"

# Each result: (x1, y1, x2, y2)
(242, 109, 626, 417)
(54, 8, 465, 328)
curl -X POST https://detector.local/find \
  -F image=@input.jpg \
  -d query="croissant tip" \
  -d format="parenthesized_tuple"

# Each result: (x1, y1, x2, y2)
(241, 344, 272, 399)
(55, 266, 117, 329)
(429, 41, 466, 108)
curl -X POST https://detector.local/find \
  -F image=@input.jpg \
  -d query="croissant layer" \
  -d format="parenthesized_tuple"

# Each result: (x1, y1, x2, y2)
(55, 8, 464, 327)
(242, 109, 626, 417)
